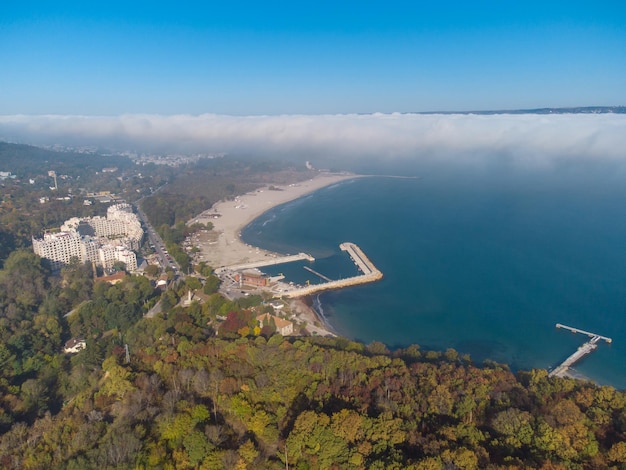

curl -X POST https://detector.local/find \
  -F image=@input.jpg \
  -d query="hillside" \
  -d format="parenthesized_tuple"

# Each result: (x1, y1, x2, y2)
(0, 250, 625, 468)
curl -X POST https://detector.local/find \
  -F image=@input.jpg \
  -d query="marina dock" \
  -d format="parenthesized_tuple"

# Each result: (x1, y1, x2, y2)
(303, 266, 333, 282)
(549, 323, 612, 378)
(280, 242, 382, 298)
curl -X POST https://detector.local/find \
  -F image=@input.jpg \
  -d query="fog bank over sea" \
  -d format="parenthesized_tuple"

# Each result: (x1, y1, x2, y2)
(2, 113, 625, 166)
(243, 159, 626, 389)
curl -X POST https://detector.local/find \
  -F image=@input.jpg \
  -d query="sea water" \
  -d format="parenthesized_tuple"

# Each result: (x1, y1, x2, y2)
(241, 163, 626, 389)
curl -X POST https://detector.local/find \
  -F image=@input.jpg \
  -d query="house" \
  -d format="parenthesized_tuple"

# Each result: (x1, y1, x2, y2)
(256, 313, 294, 336)
(64, 338, 86, 354)
(235, 270, 269, 287)
(156, 274, 169, 289)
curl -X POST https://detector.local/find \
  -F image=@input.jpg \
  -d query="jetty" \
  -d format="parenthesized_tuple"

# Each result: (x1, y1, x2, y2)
(279, 242, 383, 298)
(303, 266, 333, 282)
(549, 323, 612, 378)
(216, 252, 315, 274)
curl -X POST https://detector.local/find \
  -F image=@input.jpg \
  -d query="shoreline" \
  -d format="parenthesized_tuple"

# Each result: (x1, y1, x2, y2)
(192, 171, 360, 337)
(193, 171, 360, 269)
(189, 174, 614, 385)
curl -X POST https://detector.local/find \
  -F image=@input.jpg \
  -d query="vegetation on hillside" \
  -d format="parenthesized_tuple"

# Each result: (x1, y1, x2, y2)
(1, 250, 625, 469)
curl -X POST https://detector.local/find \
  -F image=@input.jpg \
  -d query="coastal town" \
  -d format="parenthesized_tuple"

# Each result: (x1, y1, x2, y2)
(21, 160, 376, 338)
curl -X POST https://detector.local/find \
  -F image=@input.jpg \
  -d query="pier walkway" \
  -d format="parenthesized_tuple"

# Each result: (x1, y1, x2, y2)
(303, 266, 333, 282)
(555, 323, 612, 343)
(216, 252, 315, 274)
(549, 323, 612, 378)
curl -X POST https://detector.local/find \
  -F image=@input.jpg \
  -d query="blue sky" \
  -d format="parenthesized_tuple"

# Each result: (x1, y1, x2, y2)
(1, 1, 625, 115)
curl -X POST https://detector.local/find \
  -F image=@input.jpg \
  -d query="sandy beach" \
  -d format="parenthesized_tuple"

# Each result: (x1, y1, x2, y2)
(190, 171, 358, 337)
(193, 172, 359, 269)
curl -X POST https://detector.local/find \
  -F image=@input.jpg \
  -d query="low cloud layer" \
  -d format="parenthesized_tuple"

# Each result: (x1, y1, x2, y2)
(1, 113, 625, 169)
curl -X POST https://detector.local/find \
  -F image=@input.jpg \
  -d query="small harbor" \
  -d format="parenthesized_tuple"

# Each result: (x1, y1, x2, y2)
(279, 242, 383, 298)
(218, 242, 383, 299)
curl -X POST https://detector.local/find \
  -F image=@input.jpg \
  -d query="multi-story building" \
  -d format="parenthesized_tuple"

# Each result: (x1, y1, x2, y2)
(61, 203, 143, 250)
(32, 232, 98, 271)
(34, 204, 141, 272)
(113, 246, 138, 271)
(97, 244, 138, 271)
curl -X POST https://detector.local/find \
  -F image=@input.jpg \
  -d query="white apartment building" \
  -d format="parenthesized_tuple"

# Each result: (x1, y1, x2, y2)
(113, 246, 138, 271)
(97, 244, 137, 271)
(34, 204, 141, 272)
(61, 203, 143, 250)
(32, 232, 99, 271)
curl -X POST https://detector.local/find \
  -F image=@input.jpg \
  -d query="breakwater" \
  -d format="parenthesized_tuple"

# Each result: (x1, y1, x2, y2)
(279, 242, 383, 298)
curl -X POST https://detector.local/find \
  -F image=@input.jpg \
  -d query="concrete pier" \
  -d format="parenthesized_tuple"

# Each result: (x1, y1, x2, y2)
(549, 324, 612, 378)
(340, 242, 374, 274)
(555, 323, 612, 343)
(279, 242, 382, 298)
(216, 242, 382, 299)
(216, 252, 315, 274)
(303, 266, 333, 282)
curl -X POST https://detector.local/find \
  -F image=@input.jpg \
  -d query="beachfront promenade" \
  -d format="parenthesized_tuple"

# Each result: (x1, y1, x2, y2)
(549, 323, 612, 379)
(280, 242, 383, 298)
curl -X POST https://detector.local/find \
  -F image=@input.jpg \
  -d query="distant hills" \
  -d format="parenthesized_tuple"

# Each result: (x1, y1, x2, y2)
(418, 106, 626, 115)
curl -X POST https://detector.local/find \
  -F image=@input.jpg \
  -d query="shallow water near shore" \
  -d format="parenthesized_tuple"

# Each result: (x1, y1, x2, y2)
(242, 165, 626, 389)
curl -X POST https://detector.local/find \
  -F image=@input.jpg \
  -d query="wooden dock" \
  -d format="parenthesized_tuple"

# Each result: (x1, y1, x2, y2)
(549, 323, 612, 378)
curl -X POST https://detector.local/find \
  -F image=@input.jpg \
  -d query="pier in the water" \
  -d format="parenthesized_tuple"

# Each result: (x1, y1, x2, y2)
(303, 265, 333, 282)
(280, 242, 383, 298)
(216, 252, 315, 274)
(218, 242, 382, 299)
(549, 323, 612, 378)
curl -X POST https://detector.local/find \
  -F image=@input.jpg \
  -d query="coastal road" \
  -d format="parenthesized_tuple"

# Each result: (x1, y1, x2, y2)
(133, 194, 184, 279)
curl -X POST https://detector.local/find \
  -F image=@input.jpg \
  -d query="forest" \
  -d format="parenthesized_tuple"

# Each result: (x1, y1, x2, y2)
(0, 250, 626, 469)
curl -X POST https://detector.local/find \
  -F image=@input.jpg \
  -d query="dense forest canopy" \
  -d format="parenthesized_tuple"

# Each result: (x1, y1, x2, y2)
(0, 249, 625, 469)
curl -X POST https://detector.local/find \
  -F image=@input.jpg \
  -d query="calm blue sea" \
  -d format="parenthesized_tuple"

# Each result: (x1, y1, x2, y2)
(242, 164, 626, 389)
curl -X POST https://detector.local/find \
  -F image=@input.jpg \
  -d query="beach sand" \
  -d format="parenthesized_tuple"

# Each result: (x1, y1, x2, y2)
(193, 172, 358, 269)
(192, 171, 358, 337)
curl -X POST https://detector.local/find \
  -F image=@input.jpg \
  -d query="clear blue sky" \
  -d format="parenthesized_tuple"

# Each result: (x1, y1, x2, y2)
(1, 1, 625, 115)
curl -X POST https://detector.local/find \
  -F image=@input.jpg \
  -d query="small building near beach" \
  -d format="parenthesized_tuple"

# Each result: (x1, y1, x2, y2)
(256, 313, 294, 336)
(235, 270, 269, 287)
